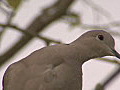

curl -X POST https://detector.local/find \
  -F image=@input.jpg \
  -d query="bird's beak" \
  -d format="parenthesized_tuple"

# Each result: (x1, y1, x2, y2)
(112, 49, 120, 59)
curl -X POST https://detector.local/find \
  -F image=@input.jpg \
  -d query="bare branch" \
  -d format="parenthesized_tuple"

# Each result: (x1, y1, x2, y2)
(95, 58, 120, 90)
(0, 23, 62, 44)
(97, 58, 120, 65)
(0, 0, 76, 67)
(95, 66, 120, 90)
(81, 0, 112, 20)
(103, 66, 120, 87)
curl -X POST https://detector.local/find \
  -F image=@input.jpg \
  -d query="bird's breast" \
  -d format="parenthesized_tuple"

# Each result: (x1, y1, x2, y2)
(49, 63, 82, 90)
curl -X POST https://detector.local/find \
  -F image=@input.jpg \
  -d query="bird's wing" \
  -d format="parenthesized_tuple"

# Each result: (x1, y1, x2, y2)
(24, 64, 63, 90)
(2, 46, 64, 90)
(3, 60, 73, 90)
(3, 58, 66, 90)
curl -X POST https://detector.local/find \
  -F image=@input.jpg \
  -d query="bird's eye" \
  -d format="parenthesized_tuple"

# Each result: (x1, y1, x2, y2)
(97, 35, 104, 40)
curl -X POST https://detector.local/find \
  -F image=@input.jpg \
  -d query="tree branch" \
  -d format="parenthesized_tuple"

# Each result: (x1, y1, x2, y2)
(0, 23, 61, 44)
(97, 58, 120, 65)
(0, 0, 76, 67)
(95, 58, 120, 90)
(95, 66, 120, 90)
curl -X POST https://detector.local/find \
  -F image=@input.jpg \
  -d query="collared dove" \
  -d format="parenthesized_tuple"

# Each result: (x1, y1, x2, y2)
(2, 30, 120, 90)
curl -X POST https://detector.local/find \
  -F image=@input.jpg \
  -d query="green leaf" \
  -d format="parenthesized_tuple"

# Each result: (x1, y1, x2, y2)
(7, 0, 23, 10)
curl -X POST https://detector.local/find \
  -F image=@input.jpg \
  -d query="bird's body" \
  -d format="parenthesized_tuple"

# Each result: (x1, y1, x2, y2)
(3, 44, 83, 90)
(3, 30, 120, 90)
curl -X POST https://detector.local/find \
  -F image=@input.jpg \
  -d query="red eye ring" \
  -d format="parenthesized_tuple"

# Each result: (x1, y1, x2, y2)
(98, 35, 104, 40)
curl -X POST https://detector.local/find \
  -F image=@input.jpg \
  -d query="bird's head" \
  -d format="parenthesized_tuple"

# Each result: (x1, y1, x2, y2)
(73, 30, 120, 60)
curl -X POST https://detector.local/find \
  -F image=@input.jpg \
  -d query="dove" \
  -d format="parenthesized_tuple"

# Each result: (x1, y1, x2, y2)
(2, 30, 120, 90)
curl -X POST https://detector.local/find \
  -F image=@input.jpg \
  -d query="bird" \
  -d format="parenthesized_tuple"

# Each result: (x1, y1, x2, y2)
(2, 30, 120, 90)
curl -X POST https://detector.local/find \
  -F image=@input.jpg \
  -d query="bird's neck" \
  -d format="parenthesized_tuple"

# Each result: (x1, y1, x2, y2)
(69, 43, 96, 64)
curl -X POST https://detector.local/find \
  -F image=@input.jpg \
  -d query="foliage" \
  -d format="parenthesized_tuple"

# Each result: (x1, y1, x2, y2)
(7, 0, 23, 10)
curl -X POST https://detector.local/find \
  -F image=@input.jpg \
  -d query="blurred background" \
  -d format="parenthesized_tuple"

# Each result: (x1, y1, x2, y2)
(0, 0, 120, 90)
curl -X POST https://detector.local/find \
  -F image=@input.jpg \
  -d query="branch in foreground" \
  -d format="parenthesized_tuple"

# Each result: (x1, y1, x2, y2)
(0, 0, 75, 67)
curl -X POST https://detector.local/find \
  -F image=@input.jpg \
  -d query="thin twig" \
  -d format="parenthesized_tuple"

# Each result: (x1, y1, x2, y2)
(97, 58, 120, 65)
